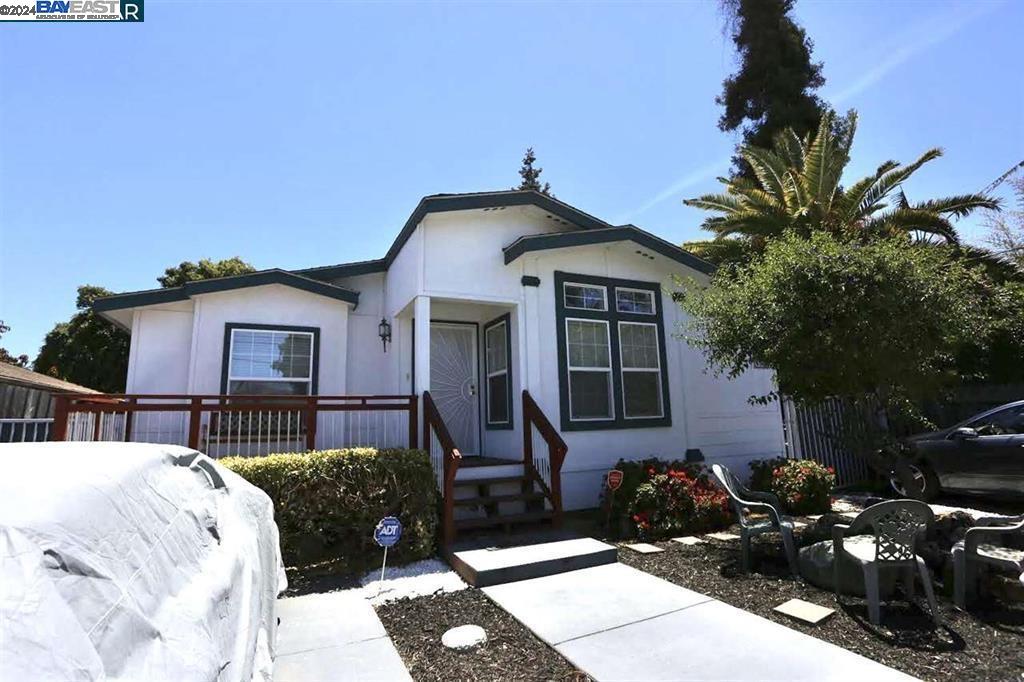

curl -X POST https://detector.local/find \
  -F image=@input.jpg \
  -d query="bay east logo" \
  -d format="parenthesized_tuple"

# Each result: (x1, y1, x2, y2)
(0, 0, 142, 20)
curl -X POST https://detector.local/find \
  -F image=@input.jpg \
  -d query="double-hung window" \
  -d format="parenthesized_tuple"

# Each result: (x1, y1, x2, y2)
(484, 314, 513, 428)
(223, 325, 319, 395)
(555, 272, 670, 430)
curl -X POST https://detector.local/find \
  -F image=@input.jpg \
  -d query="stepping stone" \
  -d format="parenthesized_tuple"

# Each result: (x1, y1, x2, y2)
(672, 536, 704, 546)
(773, 598, 835, 625)
(805, 515, 823, 521)
(442, 624, 487, 649)
(792, 521, 808, 529)
(624, 542, 664, 554)
(841, 511, 860, 519)
(705, 532, 740, 541)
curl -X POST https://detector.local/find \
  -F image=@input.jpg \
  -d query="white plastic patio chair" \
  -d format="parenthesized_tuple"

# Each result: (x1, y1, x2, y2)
(952, 514, 1024, 609)
(711, 464, 799, 576)
(832, 500, 941, 626)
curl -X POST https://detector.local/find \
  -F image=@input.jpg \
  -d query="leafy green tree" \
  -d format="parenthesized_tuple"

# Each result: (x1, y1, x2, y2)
(678, 232, 998, 405)
(685, 111, 998, 246)
(34, 286, 130, 392)
(0, 321, 30, 368)
(717, 0, 830, 178)
(514, 147, 553, 196)
(158, 257, 256, 288)
(678, 232, 1014, 495)
(35, 258, 258, 392)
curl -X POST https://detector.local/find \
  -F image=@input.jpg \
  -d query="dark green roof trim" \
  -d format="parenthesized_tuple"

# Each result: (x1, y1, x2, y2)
(382, 190, 613, 267)
(92, 269, 360, 313)
(502, 225, 715, 275)
(292, 258, 387, 281)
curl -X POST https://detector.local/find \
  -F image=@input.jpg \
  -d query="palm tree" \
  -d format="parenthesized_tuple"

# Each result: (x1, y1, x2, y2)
(684, 111, 999, 247)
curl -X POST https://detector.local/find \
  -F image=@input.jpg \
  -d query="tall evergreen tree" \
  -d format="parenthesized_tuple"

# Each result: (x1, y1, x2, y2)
(717, 0, 830, 178)
(514, 147, 553, 195)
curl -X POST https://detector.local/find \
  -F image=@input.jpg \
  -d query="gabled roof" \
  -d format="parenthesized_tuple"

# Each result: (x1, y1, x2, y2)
(0, 363, 100, 394)
(295, 190, 616, 282)
(502, 225, 715, 274)
(93, 269, 360, 315)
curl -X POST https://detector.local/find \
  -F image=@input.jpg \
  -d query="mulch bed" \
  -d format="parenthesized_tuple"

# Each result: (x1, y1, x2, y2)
(619, 531, 1024, 682)
(377, 588, 589, 682)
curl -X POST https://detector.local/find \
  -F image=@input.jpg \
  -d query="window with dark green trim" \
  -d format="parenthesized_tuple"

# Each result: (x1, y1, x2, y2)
(554, 272, 671, 431)
(483, 313, 513, 429)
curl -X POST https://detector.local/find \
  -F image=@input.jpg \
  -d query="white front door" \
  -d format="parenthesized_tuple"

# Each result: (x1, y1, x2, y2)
(430, 322, 480, 455)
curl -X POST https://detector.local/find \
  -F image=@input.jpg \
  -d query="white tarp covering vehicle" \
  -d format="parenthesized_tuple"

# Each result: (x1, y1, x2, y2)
(0, 442, 287, 681)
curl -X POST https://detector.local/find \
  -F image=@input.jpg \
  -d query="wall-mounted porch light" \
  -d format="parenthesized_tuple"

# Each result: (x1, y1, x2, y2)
(378, 317, 392, 352)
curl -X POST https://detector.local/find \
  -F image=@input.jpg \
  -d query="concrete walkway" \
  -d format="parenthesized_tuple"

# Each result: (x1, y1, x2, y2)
(274, 591, 411, 682)
(483, 563, 917, 681)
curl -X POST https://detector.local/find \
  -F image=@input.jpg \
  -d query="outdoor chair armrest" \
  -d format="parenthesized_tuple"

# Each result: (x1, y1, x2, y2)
(963, 519, 1024, 554)
(831, 523, 851, 558)
(741, 500, 783, 526)
(742, 489, 784, 510)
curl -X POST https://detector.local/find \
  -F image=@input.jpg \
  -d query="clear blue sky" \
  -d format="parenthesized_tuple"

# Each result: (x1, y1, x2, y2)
(1, 0, 1021, 359)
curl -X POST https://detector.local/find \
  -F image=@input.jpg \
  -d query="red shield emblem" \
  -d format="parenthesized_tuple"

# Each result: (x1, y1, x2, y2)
(607, 469, 624, 491)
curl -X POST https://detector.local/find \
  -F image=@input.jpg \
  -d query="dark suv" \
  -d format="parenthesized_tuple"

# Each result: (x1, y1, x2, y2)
(892, 400, 1024, 500)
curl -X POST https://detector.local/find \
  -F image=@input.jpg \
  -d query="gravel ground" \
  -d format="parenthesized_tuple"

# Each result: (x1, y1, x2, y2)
(619, 532, 1024, 682)
(377, 588, 589, 682)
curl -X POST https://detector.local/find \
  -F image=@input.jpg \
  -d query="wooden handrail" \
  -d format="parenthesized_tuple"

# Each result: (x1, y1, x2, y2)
(522, 390, 568, 526)
(423, 391, 462, 546)
(50, 393, 419, 450)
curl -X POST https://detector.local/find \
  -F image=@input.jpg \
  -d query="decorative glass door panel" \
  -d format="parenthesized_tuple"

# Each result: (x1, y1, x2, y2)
(430, 323, 479, 454)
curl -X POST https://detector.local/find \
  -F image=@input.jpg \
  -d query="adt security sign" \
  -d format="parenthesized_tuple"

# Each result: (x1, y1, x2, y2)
(374, 516, 402, 548)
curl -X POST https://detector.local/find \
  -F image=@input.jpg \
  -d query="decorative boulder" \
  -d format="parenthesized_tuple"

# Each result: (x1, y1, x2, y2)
(798, 538, 898, 598)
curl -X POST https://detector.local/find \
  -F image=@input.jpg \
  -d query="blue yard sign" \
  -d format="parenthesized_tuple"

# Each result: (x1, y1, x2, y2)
(374, 516, 402, 548)
(373, 516, 402, 597)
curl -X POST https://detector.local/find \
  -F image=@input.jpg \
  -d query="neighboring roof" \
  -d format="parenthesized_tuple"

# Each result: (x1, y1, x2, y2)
(295, 190, 616, 282)
(93, 269, 360, 315)
(502, 225, 715, 275)
(0, 363, 100, 394)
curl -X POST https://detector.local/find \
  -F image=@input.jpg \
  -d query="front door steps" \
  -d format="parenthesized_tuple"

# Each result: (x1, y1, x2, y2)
(452, 456, 552, 534)
(449, 534, 618, 588)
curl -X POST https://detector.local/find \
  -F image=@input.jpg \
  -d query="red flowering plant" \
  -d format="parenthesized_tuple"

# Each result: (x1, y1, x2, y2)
(607, 460, 732, 540)
(767, 459, 836, 515)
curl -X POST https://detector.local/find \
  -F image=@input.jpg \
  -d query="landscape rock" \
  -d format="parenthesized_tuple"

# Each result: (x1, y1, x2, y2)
(798, 539, 898, 598)
(442, 624, 487, 650)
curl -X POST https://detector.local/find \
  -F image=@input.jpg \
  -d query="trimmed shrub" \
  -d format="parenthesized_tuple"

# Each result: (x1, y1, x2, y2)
(757, 458, 836, 515)
(604, 458, 733, 539)
(221, 448, 438, 565)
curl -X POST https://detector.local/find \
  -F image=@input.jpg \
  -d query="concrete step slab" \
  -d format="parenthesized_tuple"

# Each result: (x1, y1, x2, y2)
(452, 537, 617, 588)
(276, 591, 385, 656)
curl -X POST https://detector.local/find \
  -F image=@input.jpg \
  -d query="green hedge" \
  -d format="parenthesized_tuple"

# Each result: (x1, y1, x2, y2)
(221, 448, 438, 565)
(749, 457, 835, 515)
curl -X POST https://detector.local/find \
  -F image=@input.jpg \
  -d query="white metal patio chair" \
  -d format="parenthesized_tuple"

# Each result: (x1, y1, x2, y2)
(711, 464, 800, 576)
(832, 500, 941, 626)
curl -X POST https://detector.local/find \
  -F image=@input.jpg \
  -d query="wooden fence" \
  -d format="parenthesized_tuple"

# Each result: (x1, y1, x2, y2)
(781, 384, 1024, 486)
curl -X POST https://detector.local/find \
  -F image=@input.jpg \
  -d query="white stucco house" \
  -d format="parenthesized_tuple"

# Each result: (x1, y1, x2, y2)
(92, 190, 783, 517)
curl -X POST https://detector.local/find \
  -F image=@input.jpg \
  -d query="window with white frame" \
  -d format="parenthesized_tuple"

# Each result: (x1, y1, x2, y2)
(226, 327, 316, 395)
(484, 316, 512, 427)
(563, 282, 607, 311)
(555, 271, 671, 430)
(618, 322, 663, 418)
(565, 318, 614, 420)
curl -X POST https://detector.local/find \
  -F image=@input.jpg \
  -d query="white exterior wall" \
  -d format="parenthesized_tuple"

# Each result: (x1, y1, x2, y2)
(119, 204, 783, 510)
(521, 243, 784, 510)
(126, 305, 194, 393)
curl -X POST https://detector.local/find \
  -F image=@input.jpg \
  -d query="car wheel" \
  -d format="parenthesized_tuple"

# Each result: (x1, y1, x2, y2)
(889, 463, 939, 501)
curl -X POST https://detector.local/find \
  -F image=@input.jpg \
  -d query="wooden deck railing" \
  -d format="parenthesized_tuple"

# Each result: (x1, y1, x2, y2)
(522, 390, 567, 526)
(50, 393, 418, 457)
(423, 390, 462, 546)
